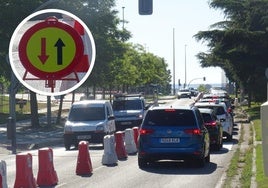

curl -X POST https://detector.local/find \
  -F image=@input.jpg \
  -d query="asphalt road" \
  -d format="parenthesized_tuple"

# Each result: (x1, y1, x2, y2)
(1, 97, 239, 188)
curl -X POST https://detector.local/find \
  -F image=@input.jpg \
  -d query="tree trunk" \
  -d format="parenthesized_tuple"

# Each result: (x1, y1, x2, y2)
(47, 96, 51, 127)
(56, 95, 64, 124)
(30, 91, 39, 128)
(72, 90, 75, 103)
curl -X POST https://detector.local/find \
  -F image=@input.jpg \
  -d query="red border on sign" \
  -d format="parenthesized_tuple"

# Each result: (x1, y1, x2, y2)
(18, 18, 84, 80)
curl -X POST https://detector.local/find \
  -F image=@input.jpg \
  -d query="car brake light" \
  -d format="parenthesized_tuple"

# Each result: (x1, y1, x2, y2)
(165, 109, 176, 112)
(205, 121, 217, 127)
(139, 128, 154, 135)
(184, 129, 201, 135)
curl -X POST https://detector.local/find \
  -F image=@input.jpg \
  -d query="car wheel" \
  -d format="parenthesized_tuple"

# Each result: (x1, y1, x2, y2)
(138, 158, 148, 168)
(64, 139, 71, 150)
(196, 157, 205, 168)
(215, 138, 222, 151)
(65, 143, 71, 151)
(226, 134, 233, 141)
(205, 152, 210, 163)
(214, 144, 220, 151)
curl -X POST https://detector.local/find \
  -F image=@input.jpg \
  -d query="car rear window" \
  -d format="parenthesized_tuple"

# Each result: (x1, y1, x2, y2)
(201, 113, 212, 123)
(143, 109, 196, 126)
(69, 105, 105, 121)
(197, 106, 225, 115)
(113, 99, 142, 110)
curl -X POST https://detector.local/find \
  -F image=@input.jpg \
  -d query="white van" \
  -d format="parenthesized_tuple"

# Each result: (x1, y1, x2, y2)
(63, 100, 115, 150)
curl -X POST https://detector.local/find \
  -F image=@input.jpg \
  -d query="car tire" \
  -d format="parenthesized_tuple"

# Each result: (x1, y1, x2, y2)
(205, 152, 210, 163)
(196, 157, 205, 168)
(64, 139, 72, 150)
(215, 138, 222, 151)
(226, 134, 233, 141)
(138, 158, 147, 168)
(64, 143, 71, 151)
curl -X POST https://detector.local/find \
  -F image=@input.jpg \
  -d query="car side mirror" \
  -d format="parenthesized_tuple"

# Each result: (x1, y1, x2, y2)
(108, 115, 115, 121)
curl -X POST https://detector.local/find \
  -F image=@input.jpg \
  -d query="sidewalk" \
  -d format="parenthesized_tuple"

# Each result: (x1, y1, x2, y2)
(0, 104, 71, 155)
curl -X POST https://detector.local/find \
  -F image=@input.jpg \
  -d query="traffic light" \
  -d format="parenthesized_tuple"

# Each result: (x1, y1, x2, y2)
(203, 77, 206, 81)
(139, 0, 153, 15)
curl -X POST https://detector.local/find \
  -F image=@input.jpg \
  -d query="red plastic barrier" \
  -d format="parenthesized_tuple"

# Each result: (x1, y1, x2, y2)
(14, 153, 37, 188)
(115, 131, 128, 159)
(37, 148, 58, 186)
(132, 127, 139, 148)
(76, 141, 93, 175)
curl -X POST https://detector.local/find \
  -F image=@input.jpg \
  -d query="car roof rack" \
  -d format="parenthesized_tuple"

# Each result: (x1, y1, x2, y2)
(113, 93, 143, 100)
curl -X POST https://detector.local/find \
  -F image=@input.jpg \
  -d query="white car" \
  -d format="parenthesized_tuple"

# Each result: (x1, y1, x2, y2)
(177, 89, 191, 99)
(194, 101, 233, 141)
(63, 100, 116, 150)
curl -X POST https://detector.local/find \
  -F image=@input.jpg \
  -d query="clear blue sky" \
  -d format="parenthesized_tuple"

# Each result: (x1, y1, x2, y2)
(115, 0, 226, 86)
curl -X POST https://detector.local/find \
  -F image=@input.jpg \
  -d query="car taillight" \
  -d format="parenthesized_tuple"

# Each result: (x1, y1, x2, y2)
(139, 128, 154, 135)
(184, 129, 201, 135)
(205, 121, 217, 127)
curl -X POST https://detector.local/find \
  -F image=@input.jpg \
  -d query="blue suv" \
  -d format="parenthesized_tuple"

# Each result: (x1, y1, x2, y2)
(138, 105, 210, 168)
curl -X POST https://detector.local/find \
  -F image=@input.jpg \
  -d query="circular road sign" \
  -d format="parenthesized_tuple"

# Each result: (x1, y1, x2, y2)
(18, 16, 84, 80)
(9, 9, 96, 96)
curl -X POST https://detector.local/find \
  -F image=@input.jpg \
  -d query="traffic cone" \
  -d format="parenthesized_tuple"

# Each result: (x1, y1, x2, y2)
(115, 131, 128, 160)
(132, 127, 139, 148)
(102, 135, 118, 165)
(0, 160, 7, 188)
(76, 141, 93, 175)
(14, 153, 37, 188)
(37, 148, 58, 186)
(125, 129, 137, 154)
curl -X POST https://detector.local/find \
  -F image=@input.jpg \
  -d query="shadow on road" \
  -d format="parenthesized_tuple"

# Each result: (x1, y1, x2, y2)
(140, 161, 217, 175)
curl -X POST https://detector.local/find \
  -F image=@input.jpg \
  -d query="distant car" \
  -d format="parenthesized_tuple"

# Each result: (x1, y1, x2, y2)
(199, 108, 223, 151)
(189, 87, 199, 96)
(194, 101, 233, 141)
(63, 100, 115, 150)
(177, 89, 191, 99)
(138, 105, 210, 168)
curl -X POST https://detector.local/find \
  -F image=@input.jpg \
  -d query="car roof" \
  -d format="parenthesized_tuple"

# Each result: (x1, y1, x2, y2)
(72, 100, 109, 106)
(194, 101, 227, 110)
(149, 105, 195, 111)
(198, 108, 214, 114)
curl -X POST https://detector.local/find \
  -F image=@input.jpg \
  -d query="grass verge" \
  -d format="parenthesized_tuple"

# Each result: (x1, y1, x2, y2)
(243, 102, 268, 187)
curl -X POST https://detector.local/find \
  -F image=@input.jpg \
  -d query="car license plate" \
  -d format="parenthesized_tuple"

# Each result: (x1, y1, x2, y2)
(77, 135, 91, 140)
(160, 138, 180, 143)
(121, 122, 131, 125)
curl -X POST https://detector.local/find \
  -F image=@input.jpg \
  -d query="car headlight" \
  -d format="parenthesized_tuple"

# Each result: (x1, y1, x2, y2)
(96, 125, 104, 132)
(137, 114, 143, 119)
(64, 125, 73, 134)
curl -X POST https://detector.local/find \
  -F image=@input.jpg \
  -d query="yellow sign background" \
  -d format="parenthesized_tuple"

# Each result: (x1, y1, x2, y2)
(26, 27, 76, 73)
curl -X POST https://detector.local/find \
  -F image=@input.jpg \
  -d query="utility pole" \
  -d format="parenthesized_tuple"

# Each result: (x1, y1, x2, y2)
(122, 6, 125, 30)
(173, 28, 176, 95)
(184, 44, 187, 88)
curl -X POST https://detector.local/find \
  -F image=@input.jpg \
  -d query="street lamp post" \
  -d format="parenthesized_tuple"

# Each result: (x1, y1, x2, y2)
(173, 28, 176, 95)
(184, 44, 187, 88)
(187, 77, 206, 88)
(122, 6, 125, 30)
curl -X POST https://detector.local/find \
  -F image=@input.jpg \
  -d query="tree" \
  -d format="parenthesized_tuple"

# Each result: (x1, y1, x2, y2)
(194, 0, 268, 105)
